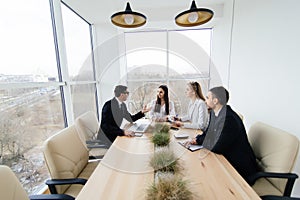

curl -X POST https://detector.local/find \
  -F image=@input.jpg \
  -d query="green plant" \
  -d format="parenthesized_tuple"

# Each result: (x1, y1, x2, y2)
(146, 173, 193, 200)
(154, 123, 170, 133)
(149, 147, 181, 173)
(151, 132, 170, 147)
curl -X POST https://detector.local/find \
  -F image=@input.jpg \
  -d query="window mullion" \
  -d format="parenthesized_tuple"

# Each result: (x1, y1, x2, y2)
(50, 0, 74, 126)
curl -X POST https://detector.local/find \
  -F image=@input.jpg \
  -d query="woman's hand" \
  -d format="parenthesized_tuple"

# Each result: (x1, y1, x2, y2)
(174, 121, 183, 127)
(141, 105, 150, 113)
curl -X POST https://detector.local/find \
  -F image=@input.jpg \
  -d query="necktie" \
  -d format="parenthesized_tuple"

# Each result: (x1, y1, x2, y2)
(121, 103, 126, 115)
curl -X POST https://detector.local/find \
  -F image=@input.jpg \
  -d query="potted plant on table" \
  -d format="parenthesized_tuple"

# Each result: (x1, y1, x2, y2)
(146, 173, 193, 200)
(151, 123, 171, 147)
(149, 147, 181, 174)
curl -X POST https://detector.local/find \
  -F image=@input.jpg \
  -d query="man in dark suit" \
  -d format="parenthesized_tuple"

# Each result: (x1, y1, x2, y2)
(98, 85, 149, 144)
(189, 86, 258, 185)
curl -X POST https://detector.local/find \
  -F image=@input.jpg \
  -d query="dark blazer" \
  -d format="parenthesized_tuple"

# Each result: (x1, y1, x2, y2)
(196, 105, 258, 185)
(99, 98, 144, 143)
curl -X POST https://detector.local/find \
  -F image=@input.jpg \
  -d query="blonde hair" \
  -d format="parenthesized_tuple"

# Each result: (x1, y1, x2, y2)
(189, 82, 205, 101)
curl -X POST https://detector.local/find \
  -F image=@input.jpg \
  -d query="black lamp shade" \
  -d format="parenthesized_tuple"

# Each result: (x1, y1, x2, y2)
(175, 0, 214, 27)
(111, 2, 146, 28)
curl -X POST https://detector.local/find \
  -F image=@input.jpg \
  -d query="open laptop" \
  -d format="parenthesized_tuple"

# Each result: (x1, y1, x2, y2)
(127, 119, 151, 133)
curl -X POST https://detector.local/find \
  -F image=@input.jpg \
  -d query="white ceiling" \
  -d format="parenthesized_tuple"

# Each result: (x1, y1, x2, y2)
(62, 0, 225, 27)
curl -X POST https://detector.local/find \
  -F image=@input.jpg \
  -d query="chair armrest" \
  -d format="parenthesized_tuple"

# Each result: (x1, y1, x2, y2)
(29, 194, 75, 200)
(46, 178, 87, 194)
(89, 155, 105, 160)
(261, 195, 300, 200)
(86, 144, 109, 149)
(250, 172, 298, 196)
(86, 140, 103, 144)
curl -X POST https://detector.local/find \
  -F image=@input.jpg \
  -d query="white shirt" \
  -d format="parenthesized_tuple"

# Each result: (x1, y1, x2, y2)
(148, 99, 176, 120)
(181, 98, 209, 130)
(115, 97, 123, 108)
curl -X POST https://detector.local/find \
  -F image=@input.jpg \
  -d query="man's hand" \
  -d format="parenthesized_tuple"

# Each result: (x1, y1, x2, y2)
(124, 130, 134, 137)
(184, 138, 197, 147)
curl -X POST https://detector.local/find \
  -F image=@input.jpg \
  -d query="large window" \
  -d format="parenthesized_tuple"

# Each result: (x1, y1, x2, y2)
(0, 0, 64, 194)
(61, 3, 97, 118)
(125, 29, 212, 115)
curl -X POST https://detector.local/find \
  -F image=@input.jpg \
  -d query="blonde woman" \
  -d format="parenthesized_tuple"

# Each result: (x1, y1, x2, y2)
(174, 82, 208, 130)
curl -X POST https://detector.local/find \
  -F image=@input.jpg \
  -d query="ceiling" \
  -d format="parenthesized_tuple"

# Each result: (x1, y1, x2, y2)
(62, 0, 226, 28)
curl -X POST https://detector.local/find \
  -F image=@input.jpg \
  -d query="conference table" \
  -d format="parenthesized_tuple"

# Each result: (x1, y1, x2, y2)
(76, 123, 260, 200)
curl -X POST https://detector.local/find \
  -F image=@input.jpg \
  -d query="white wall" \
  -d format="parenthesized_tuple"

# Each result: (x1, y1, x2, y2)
(228, 0, 300, 195)
(93, 23, 124, 107)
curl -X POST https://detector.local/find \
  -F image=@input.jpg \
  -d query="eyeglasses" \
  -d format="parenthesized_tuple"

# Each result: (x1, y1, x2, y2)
(122, 91, 130, 95)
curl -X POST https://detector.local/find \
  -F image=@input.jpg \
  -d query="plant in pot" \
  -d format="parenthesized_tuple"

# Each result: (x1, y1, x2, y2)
(151, 131, 170, 147)
(149, 147, 181, 174)
(154, 123, 170, 133)
(146, 173, 193, 200)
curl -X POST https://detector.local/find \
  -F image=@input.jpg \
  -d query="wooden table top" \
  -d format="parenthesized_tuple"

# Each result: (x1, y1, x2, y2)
(76, 124, 260, 200)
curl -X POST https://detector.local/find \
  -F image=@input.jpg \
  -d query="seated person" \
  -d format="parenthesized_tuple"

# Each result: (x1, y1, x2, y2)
(148, 85, 175, 122)
(188, 86, 258, 185)
(173, 81, 208, 130)
(98, 85, 149, 143)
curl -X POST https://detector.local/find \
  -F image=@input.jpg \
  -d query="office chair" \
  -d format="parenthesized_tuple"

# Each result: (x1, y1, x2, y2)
(248, 122, 299, 197)
(75, 111, 109, 159)
(0, 165, 74, 200)
(43, 125, 100, 198)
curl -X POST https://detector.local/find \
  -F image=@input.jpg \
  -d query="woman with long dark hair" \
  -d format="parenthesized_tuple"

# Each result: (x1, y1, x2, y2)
(149, 85, 175, 122)
(174, 81, 208, 130)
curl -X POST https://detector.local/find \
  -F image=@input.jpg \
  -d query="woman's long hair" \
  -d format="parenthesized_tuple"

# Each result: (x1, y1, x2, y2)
(154, 85, 170, 115)
(189, 82, 205, 101)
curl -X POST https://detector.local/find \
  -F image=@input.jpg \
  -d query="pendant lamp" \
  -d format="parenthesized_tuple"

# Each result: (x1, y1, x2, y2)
(175, 0, 213, 27)
(111, 2, 146, 28)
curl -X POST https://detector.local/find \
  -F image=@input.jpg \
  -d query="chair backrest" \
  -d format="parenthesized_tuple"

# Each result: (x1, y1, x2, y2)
(0, 165, 29, 200)
(43, 125, 89, 194)
(75, 111, 99, 142)
(248, 122, 299, 194)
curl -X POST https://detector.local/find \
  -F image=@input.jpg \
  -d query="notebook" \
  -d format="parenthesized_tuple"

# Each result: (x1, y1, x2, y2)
(128, 120, 151, 133)
(178, 141, 203, 152)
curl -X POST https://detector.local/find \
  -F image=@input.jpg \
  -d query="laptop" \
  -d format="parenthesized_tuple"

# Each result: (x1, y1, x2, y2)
(128, 119, 151, 133)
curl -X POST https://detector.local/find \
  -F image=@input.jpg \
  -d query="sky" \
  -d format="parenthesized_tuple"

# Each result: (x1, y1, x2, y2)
(0, 0, 90, 77)
(0, 0, 57, 76)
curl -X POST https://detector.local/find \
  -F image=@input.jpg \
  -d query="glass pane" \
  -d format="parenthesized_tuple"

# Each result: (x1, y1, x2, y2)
(0, 87, 64, 193)
(71, 83, 97, 118)
(125, 31, 167, 80)
(61, 4, 94, 81)
(0, 0, 58, 81)
(126, 50, 167, 80)
(168, 29, 211, 79)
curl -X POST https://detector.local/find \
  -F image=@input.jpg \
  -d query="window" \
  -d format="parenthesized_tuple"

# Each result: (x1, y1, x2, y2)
(125, 29, 212, 115)
(0, 0, 64, 193)
(61, 3, 97, 118)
